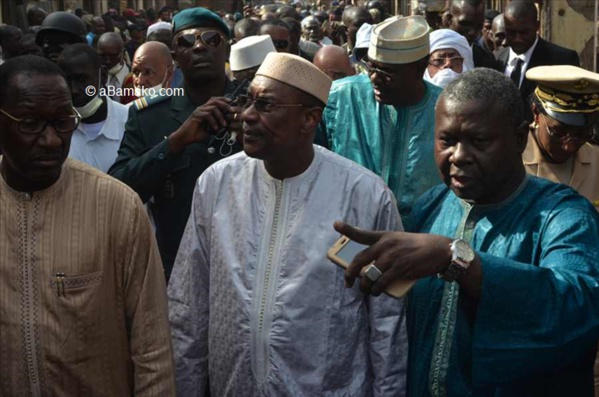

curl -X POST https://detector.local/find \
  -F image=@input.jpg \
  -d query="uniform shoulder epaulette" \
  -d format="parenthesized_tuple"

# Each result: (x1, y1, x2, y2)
(132, 93, 170, 111)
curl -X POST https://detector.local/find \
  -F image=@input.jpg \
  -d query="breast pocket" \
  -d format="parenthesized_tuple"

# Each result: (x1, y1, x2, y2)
(51, 271, 103, 296)
(49, 270, 107, 354)
(50, 270, 105, 317)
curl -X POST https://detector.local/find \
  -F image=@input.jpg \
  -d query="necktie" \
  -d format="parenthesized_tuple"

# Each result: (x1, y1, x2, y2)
(108, 75, 119, 100)
(109, 74, 118, 89)
(510, 58, 524, 88)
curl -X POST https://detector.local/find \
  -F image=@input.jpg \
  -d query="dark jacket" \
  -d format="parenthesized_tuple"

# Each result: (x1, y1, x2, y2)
(472, 42, 501, 71)
(496, 37, 580, 121)
(108, 81, 240, 280)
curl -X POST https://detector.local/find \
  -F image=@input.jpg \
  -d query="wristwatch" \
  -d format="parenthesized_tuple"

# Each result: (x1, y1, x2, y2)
(437, 239, 475, 282)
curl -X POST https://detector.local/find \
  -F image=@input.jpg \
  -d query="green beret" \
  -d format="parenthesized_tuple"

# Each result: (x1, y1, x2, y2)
(172, 7, 231, 39)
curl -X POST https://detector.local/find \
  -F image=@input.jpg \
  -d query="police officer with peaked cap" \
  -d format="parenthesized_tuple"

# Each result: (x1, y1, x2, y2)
(523, 65, 599, 212)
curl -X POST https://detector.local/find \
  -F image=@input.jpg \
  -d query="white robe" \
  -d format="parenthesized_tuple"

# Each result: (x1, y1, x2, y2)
(168, 145, 407, 396)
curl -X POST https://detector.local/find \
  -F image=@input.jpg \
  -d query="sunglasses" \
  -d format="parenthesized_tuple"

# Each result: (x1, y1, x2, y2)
(272, 39, 289, 49)
(176, 30, 225, 49)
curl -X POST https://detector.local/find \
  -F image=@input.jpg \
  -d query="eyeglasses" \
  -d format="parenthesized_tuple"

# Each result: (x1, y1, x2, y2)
(272, 39, 289, 49)
(543, 115, 594, 142)
(0, 107, 81, 135)
(358, 61, 398, 81)
(239, 94, 303, 113)
(176, 30, 225, 49)
(428, 56, 464, 69)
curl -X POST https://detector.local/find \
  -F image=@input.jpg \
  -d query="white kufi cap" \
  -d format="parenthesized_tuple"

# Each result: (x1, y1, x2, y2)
(146, 21, 172, 37)
(230, 35, 276, 71)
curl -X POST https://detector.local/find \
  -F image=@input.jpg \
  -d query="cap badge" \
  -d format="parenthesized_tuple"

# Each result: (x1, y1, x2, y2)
(574, 79, 590, 90)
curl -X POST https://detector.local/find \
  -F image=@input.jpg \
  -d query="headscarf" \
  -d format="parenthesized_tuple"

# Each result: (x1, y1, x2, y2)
(424, 29, 474, 87)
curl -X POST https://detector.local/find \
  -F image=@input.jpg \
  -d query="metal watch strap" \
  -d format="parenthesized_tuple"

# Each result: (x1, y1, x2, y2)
(437, 239, 473, 282)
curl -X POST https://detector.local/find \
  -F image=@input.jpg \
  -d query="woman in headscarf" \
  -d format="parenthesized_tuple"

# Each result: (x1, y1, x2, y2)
(424, 28, 474, 88)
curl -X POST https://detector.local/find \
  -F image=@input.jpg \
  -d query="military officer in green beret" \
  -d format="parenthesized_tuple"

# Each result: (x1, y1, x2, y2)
(109, 7, 242, 280)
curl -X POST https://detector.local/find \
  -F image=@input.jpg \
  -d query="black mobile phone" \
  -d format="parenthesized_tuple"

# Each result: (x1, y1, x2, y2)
(225, 79, 249, 105)
(204, 80, 249, 138)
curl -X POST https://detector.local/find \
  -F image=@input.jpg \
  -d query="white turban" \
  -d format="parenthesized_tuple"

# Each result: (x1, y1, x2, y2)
(428, 29, 474, 72)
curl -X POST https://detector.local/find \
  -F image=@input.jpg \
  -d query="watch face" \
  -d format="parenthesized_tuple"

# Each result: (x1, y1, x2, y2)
(454, 239, 476, 262)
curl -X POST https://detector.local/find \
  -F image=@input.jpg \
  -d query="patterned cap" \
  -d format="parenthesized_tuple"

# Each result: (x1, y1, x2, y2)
(368, 15, 430, 65)
(256, 53, 332, 104)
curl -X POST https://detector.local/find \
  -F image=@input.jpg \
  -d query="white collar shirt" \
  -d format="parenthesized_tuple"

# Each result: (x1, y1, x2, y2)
(504, 35, 539, 88)
(107, 62, 130, 101)
(68, 98, 129, 173)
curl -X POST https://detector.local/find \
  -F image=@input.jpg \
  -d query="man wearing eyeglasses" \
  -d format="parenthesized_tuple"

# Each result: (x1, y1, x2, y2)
(169, 52, 407, 397)
(259, 19, 291, 53)
(524, 66, 599, 211)
(524, 64, 599, 397)
(0, 55, 175, 396)
(319, 16, 442, 226)
(423, 29, 474, 88)
(109, 7, 242, 281)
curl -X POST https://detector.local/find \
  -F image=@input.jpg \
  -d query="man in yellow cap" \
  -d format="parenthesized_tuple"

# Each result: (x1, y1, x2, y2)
(524, 65, 599, 212)
(168, 52, 407, 396)
(318, 16, 442, 227)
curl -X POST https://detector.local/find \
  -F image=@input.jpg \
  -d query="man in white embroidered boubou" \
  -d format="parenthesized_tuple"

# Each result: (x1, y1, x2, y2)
(168, 52, 408, 397)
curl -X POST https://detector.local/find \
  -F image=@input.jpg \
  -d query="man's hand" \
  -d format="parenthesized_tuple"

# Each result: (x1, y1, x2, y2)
(329, 21, 347, 45)
(228, 103, 244, 144)
(333, 221, 453, 296)
(243, 6, 257, 18)
(168, 97, 236, 154)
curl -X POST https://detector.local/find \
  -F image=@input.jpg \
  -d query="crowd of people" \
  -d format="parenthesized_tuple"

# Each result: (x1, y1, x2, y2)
(1, 0, 599, 396)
